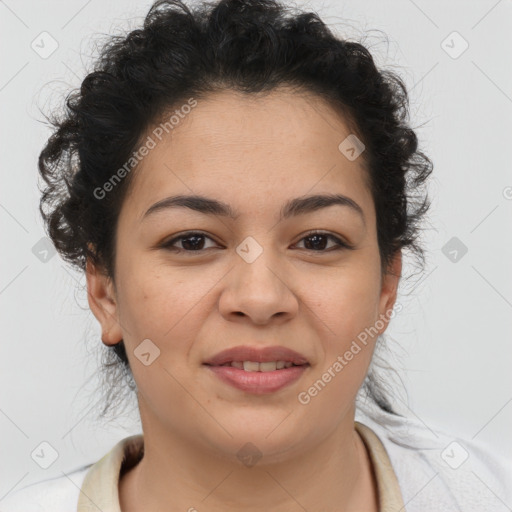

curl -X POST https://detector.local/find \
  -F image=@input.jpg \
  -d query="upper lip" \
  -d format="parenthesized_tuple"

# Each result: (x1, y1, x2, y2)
(203, 345, 309, 366)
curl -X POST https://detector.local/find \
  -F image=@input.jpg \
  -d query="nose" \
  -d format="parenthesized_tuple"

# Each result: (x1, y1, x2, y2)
(218, 247, 299, 325)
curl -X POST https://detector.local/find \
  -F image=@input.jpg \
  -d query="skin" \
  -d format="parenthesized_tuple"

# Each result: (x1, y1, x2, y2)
(87, 87, 402, 512)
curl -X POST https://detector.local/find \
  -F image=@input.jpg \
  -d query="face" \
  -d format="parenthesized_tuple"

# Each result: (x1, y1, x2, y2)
(87, 87, 401, 462)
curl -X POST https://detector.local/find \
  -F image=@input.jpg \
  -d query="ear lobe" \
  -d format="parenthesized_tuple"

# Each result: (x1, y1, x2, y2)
(85, 257, 123, 346)
(377, 250, 402, 326)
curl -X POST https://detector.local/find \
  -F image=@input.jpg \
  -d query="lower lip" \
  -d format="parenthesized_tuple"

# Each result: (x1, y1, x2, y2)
(204, 364, 309, 394)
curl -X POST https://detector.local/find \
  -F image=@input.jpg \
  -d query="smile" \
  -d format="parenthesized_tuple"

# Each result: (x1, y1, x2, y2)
(217, 360, 303, 371)
(204, 363, 310, 394)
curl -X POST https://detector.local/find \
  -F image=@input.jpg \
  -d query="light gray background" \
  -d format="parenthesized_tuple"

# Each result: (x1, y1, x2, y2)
(1, 0, 511, 501)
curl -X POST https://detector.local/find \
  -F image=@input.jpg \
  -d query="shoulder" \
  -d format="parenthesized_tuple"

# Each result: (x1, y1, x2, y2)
(0, 465, 91, 512)
(356, 402, 512, 512)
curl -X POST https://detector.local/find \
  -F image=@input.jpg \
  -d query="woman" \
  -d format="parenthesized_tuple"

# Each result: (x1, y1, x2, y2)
(3, 0, 511, 511)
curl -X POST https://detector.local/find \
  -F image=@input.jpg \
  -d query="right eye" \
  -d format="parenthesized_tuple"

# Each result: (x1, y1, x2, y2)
(160, 231, 220, 254)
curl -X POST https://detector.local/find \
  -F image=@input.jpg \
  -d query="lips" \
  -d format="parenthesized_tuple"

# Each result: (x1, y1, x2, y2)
(203, 345, 309, 366)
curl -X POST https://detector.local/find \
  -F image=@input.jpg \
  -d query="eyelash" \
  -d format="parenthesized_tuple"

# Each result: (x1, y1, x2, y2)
(160, 230, 354, 254)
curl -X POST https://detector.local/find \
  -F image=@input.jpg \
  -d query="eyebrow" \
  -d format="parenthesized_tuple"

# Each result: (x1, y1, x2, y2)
(141, 193, 365, 225)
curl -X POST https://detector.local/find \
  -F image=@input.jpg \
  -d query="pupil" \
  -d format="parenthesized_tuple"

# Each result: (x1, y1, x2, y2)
(305, 234, 327, 250)
(182, 234, 204, 250)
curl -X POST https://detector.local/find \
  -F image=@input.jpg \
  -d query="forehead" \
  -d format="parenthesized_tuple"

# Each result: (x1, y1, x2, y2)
(121, 87, 373, 222)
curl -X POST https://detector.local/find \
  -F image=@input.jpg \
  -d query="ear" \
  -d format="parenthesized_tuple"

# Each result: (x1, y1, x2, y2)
(376, 249, 402, 333)
(85, 256, 123, 346)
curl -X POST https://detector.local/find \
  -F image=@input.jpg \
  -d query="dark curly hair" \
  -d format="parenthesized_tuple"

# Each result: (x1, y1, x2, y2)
(38, 0, 433, 421)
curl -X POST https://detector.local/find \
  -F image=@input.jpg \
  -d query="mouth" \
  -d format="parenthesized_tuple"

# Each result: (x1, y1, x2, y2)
(204, 360, 309, 371)
(202, 345, 310, 367)
(203, 363, 310, 394)
(202, 345, 310, 394)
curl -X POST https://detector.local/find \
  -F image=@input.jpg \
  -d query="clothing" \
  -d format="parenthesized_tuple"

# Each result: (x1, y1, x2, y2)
(2, 404, 511, 511)
(1, 421, 401, 512)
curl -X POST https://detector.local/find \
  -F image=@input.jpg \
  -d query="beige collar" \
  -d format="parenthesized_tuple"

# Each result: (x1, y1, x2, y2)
(78, 423, 404, 511)
(355, 421, 405, 511)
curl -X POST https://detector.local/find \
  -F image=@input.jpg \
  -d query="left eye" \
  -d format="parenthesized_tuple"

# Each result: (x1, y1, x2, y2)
(161, 231, 351, 254)
(294, 232, 350, 251)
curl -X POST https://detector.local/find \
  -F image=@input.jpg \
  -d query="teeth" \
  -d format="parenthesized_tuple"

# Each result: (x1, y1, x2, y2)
(231, 361, 295, 372)
(243, 361, 260, 372)
(259, 361, 277, 372)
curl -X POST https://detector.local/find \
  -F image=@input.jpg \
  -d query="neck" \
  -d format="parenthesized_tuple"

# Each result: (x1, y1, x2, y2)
(119, 401, 378, 512)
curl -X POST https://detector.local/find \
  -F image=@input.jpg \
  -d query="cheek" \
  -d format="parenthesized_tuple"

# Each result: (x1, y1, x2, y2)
(305, 261, 382, 405)
(114, 268, 210, 405)
(116, 261, 211, 338)
(299, 275, 381, 420)
(314, 262, 382, 340)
